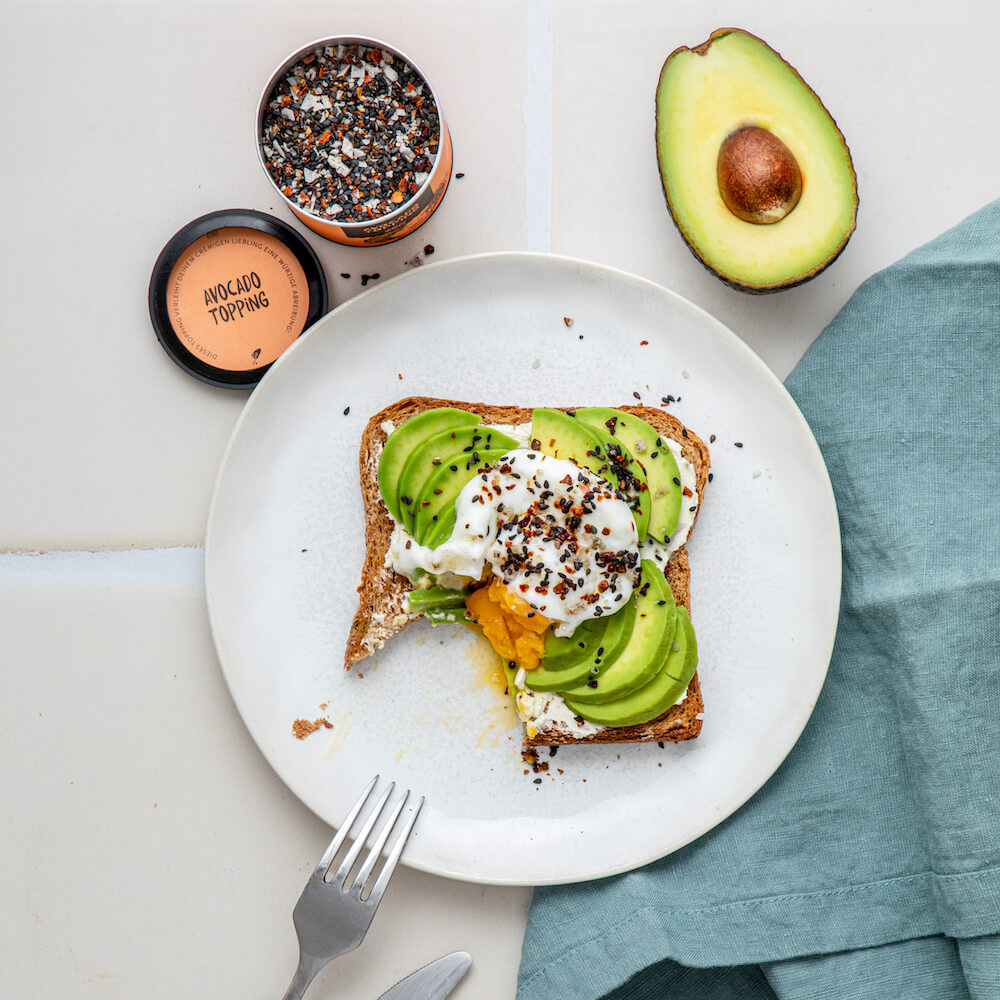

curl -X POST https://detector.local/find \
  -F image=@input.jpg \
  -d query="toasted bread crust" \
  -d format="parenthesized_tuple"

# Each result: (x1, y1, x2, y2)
(345, 396, 710, 745)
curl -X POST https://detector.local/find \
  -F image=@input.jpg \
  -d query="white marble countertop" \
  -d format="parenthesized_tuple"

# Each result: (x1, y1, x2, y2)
(4, 1, 998, 996)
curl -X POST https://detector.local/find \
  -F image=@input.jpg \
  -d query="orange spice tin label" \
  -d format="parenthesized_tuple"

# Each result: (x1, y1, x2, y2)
(166, 227, 309, 371)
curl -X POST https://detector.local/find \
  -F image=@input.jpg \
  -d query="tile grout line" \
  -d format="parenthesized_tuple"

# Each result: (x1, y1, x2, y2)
(525, 0, 554, 252)
(0, 547, 205, 586)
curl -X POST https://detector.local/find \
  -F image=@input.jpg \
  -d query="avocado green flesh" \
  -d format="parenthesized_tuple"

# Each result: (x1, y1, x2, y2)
(530, 408, 649, 543)
(575, 407, 683, 542)
(656, 28, 857, 291)
(378, 409, 481, 521)
(574, 415, 650, 542)
(538, 615, 610, 670)
(398, 426, 517, 532)
(412, 447, 513, 544)
(531, 408, 603, 468)
(425, 507, 457, 549)
(557, 561, 675, 704)
(405, 585, 467, 611)
(564, 606, 698, 727)
(524, 593, 637, 692)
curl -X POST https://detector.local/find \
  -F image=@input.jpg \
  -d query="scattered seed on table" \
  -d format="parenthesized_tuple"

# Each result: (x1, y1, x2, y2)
(343, 406, 350, 415)
(340, 272, 351, 279)
(424, 243, 435, 255)
(455, 171, 465, 178)
(734, 441, 744, 448)
(260, 42, 440, 224)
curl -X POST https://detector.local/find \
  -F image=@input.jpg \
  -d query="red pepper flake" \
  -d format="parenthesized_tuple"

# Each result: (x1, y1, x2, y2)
(640, 339, 648, 346)
(260, 42, 441, 224)
(563, 317, 574, 327)
(682, 486, 693, 497)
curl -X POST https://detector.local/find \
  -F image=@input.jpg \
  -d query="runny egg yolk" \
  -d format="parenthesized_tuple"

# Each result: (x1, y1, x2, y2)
(465, 577, 551, 669)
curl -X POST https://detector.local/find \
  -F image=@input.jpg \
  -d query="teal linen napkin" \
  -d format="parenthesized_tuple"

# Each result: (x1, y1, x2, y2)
(516, 200, 1000, 999)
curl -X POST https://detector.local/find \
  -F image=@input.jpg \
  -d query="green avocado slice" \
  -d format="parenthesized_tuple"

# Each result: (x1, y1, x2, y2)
(378, 408, 481, 522)
(564, 605, 697, 727)
(530, 407, 603, 468)
(425, 506, 457, 549)
(536, 615, 610, 671)
(398, 426, 518, 532)
(575, 408, 683, 543)
(573, 413, 651, 543)
(557, 560, 675, 704)
(530, 408, 648, 542)
(524, 593, 637, 692)
(412, 447, 514, 545)
(405, 585, 467, 611)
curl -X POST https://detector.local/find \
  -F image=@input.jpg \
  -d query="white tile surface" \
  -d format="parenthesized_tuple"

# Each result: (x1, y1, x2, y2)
(548, 0, 1000, 379)
(0, 0, 531, 551)
(1, 572, 529, 998)
(4, 1, 1000, 997)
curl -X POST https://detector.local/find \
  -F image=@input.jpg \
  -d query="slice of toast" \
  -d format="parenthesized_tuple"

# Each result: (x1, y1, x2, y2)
(345, 396, 710, 745)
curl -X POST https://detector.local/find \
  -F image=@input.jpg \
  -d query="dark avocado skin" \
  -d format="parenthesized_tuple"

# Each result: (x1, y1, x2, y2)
(655, 27, 859, 294)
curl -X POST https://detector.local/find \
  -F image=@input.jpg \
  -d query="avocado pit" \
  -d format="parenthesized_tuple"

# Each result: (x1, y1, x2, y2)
(717, 125, 802, 225)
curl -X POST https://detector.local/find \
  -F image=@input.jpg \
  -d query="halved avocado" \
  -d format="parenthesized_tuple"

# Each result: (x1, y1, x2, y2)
(655, 28, 858, 293)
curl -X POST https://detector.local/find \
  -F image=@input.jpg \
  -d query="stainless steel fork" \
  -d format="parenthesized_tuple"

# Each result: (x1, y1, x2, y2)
(281, 776, 424, 1000)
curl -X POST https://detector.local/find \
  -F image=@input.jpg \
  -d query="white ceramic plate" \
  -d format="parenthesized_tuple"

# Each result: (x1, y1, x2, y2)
(205, 252, 840, 886)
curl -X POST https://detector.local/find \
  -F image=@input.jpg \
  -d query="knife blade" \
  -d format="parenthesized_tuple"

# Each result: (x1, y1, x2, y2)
(376, 951, 472, 1000)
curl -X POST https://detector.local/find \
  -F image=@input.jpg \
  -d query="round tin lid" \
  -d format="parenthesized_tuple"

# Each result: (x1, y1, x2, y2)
(148, 209, 328, 388)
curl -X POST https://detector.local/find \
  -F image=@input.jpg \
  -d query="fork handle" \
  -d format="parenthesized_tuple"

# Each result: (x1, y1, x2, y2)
(281, 953, 325, 1000)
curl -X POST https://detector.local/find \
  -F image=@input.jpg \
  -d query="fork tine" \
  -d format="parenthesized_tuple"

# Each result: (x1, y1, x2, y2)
(364, 794, 424, 909)
(349, 789, 408, 895)
(331, 781, 395, 887)
(312, 775, 378, 881)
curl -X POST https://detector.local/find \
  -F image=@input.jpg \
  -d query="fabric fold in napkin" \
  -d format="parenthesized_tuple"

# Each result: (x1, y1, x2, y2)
(516, 199, 1000, 999)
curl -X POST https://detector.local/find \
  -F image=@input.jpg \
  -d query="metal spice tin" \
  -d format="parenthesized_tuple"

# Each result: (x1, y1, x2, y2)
(256, 36, 453, 247)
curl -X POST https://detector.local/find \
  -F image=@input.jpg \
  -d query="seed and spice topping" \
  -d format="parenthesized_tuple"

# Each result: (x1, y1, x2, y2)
(387, 450, 640, 636)
(261, 43, 440, 223)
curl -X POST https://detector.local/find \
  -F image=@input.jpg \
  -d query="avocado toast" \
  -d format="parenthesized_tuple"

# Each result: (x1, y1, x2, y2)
(346, 396, 710, 746)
